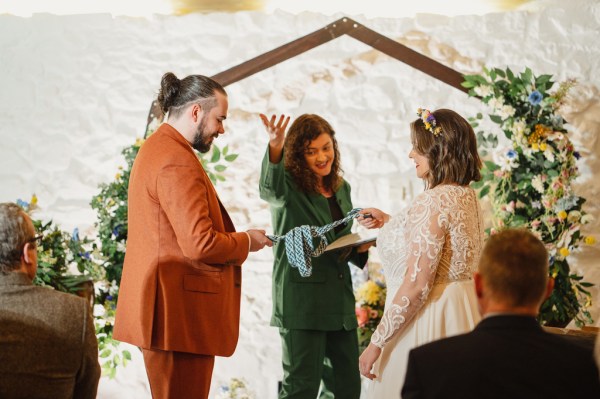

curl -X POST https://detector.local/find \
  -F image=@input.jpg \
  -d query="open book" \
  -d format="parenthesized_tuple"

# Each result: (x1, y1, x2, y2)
(324, 229, 378, 252)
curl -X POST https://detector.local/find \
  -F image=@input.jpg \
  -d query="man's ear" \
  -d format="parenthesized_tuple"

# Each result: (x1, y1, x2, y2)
(474, 272, 484, 298)
(191, 103, 203, 123)
(544, 276, 555, 300)
(22, 242, 35, 265)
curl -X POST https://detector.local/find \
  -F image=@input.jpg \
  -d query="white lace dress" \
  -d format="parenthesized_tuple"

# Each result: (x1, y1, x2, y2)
(366, 184, 484, 398)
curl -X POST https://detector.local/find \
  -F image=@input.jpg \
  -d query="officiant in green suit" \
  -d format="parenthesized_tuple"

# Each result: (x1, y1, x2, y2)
(259, 113, 373, 399)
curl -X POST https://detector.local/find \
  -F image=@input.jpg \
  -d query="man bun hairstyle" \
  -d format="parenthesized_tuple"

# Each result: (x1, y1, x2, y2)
(157, 72, 227, 118)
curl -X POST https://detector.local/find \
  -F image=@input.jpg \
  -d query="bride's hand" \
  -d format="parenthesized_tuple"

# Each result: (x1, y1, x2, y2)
(357, 208, 388, 229)
(359, 343, 381, 380)
(259, 113, 290, 149)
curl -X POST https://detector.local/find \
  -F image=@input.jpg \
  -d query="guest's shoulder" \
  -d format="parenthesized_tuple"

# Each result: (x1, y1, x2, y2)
(411, 330, 474, 356)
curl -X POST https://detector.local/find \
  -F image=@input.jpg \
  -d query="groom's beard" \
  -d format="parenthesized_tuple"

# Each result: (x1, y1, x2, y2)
(192, 114, 216, 153)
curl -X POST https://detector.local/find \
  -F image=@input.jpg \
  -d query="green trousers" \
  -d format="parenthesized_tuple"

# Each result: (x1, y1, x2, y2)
(279, 328, 361, 399)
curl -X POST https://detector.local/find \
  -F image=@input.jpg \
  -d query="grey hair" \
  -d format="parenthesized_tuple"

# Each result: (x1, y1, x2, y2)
(0, 202, 33, 273)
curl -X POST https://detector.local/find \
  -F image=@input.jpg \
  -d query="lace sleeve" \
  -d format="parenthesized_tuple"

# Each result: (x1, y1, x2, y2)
(370, 193, 446, 348)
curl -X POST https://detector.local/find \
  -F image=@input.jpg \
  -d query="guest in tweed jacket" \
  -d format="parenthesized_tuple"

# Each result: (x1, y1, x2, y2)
(0, 202, 100, 399)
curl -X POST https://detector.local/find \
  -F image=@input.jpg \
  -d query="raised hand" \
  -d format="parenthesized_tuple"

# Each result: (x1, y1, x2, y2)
(259, 113, 290, 148)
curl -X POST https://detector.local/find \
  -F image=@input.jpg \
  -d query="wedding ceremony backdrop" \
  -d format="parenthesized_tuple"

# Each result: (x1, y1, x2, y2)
(1, 0, 599, 397)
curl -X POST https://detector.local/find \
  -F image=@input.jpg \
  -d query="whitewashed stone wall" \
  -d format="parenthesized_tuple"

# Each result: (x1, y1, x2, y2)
(0, 1, 598, 398)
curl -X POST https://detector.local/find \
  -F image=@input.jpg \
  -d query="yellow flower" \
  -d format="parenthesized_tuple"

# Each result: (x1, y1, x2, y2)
(557, 210, 567, 220)
(531, 143, 539, 151)
(539, 142, 547, 151)
(134, 138, 145, 147)
(559, 247, 570, 258)
(584, 236, 596, 245)
(356, 280, 383, 306)
(30, 194, 38, 206)
(115, 173, 122, 180)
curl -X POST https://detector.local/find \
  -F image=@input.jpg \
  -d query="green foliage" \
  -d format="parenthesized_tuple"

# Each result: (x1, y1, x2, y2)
(464, 67, 594, 327)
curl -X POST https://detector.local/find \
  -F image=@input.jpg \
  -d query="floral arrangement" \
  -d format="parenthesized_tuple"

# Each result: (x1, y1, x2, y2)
(215, 378, 255, 399)
(17, 196, 100, 295)
(463, 66, 595, 327)
(417, 107, 442, 136)
(15, 196, 129, 377)
(355, 279, 386, 352)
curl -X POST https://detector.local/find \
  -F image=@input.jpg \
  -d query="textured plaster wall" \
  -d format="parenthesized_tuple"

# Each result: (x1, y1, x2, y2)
(0, 1, 598, 397)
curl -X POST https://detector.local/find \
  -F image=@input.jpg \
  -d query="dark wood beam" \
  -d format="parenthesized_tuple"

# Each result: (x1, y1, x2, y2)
(211, 17, 354, 86)
(145, 16, 468, 136)
(345, 20, 468, 93)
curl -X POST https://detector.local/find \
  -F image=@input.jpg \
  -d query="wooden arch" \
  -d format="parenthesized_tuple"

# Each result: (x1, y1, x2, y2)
(144, 16, 467, 135)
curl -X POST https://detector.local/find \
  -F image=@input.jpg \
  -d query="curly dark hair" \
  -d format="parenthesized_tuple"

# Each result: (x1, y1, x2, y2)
(284, 114, 343, 194)
(411, 108, 482, 188)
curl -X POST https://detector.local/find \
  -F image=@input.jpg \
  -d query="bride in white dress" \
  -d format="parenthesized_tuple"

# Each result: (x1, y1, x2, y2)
(357, 108, 485, 398)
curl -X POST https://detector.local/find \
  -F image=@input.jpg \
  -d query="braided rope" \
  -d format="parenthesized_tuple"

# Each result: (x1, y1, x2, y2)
(267, 208, 362, 277)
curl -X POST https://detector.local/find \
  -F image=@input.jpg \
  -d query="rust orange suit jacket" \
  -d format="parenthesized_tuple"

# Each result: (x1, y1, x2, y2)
(113, 123, 250, 356)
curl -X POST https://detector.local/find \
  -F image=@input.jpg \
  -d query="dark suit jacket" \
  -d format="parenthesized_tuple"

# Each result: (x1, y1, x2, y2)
(402, 315, 600, 399)
(113, 123, 250, 356)
(0, 272, 100, 399)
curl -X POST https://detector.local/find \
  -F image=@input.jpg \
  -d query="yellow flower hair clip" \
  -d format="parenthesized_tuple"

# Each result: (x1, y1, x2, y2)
(417, 108, 442, 137)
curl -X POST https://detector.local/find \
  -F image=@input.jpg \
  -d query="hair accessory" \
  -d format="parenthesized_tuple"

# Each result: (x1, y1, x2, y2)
(417, 108, 442, 137)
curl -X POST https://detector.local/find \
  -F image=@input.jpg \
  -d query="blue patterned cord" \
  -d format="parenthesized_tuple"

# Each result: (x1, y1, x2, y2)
(267, 208, 362, 277)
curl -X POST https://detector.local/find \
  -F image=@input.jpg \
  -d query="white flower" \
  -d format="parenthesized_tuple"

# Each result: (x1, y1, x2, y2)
(93, 304, 106, 317)
(511, 118, 527, 136)
(567, 210, 581, 223)
(474, 85, 493, 97)
(581, 214, 595, 224)
(493, 147, 519, 172)
(531, 176, 545, 193)
(543, 149, 555, 162)
(488, 96, 504, 110)
(498, 105, 516, 119)
(117, 241, 127, 253)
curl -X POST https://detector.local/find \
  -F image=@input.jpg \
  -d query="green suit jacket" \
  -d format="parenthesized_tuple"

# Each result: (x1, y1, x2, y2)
(259, 148, 366, 331)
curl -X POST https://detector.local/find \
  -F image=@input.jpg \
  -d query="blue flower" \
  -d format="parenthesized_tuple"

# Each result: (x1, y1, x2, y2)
(72, 227, 80, 242)
(106, 295, 113, 301)
(16, 199, 29, 209)
(506, 149, 517, 159)
(112, 225, 121, 237)
(528, 90, 543, 105)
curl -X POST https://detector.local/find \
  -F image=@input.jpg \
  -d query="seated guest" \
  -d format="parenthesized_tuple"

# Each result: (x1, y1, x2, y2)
(596, 333, 600, 379)
(402, 228, 600, 399)
(0, 202, 101, 399)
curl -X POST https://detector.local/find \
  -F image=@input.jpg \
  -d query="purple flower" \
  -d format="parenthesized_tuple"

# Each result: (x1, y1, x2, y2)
(573, 151, 581, 160)
(528, 90, 543, 105)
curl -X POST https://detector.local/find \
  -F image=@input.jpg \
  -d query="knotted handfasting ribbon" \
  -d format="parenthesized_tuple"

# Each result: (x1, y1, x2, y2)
(267, 208, 362, 277)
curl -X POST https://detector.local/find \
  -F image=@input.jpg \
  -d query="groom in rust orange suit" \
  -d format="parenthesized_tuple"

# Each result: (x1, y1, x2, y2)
(114, 72, 272, 399)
